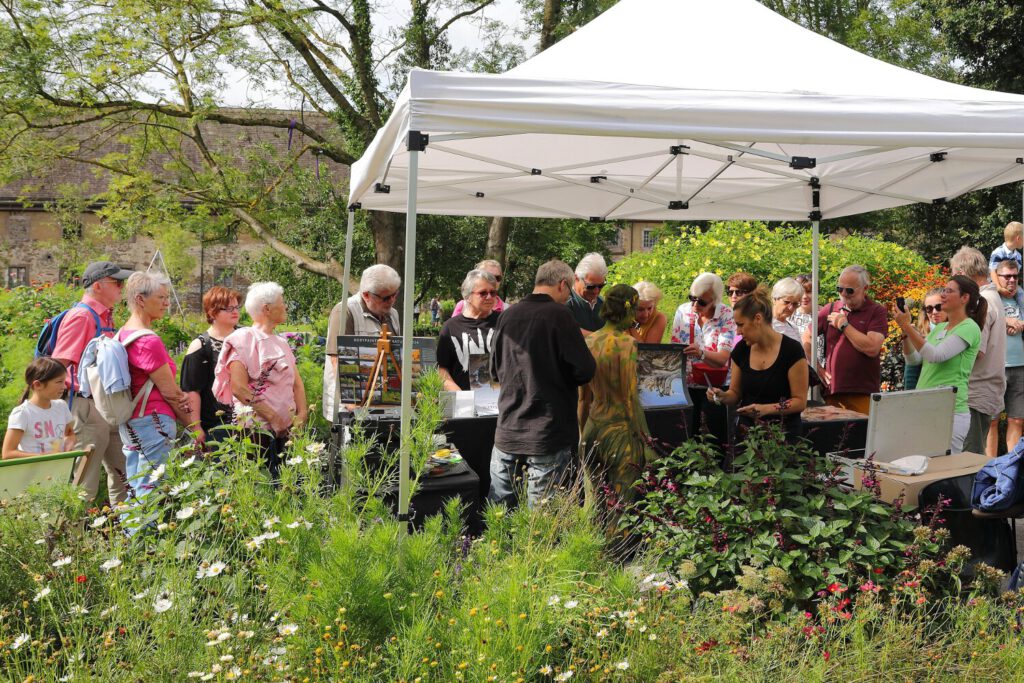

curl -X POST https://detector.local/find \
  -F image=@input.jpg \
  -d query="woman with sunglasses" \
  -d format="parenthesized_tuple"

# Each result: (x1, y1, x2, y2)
(452, 259, 506, 317)
(895, 276, 986, 452)
(671, 272, 736, 449)
(180, 286, 242, 446)
(437, 269, 501, 392)
(901, 288, 946, 391)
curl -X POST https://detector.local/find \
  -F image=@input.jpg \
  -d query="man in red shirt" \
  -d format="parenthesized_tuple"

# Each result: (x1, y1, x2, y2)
(51, 261, 133, 503)
(816, 265, 888, 415)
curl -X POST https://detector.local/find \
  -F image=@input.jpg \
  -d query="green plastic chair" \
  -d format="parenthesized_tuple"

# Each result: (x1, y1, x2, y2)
(0, 448, 91, 496)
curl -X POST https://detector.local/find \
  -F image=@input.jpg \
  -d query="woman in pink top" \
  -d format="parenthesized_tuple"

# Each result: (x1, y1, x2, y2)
(117, 272, 192, 500)
(214, 282, 307, 480)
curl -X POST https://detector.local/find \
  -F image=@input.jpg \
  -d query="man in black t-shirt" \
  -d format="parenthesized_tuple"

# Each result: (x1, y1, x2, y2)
(489, 260, 597, 509)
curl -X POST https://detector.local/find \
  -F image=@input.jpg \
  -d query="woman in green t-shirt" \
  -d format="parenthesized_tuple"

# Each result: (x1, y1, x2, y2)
(894, 275, 987, 453)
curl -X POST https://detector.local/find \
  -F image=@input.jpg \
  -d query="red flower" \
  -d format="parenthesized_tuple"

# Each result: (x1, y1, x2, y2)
(823, 651, 831, 661)
(827, 582, 845, 594)
(75, 575, 87, 584)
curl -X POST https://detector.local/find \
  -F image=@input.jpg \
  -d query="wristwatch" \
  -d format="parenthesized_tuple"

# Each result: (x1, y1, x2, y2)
(839, 321, 850, 332)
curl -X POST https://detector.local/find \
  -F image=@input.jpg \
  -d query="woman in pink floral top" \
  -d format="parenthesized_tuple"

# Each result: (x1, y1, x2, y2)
(670, 272, 736, 453)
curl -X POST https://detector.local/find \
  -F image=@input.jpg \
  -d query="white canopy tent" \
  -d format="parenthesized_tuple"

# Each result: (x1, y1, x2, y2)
(343, 0, 1024, 520)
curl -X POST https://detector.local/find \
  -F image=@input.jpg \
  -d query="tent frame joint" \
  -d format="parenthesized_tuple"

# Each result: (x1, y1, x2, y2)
(669, 145, 690, 156)
(930, 152, 947, 163)
(590, 175, 607, 183)
(933, 197, 946, 205)
(668, 200, 688, 210)
(531, 168, 543, 175)
(374, 183, 391, 194)
(348, 202, 361, 211)
(790, 156, 816, 170)
(407, 131, 429, 152)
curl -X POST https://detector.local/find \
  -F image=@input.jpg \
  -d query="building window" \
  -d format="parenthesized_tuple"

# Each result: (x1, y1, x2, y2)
(7, 266, 28, 288)
(642, 229, 658, 250)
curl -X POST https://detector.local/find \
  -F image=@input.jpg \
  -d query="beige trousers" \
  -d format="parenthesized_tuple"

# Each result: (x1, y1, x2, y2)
(70, 396, 128, 504)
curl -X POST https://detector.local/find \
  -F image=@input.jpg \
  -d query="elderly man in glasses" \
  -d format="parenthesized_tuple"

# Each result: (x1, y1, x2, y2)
(323, 264, 402, 418)
(566, 252, 608, 335)
(816, 264, 888, 415)
(991, 258, 1024, 454)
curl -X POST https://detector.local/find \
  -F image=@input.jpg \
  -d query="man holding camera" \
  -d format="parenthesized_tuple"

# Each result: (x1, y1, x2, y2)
(816, 265, 888, 415)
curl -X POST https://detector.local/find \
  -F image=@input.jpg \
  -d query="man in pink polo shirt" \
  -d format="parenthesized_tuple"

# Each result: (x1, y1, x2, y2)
(51, 261, 133, 504)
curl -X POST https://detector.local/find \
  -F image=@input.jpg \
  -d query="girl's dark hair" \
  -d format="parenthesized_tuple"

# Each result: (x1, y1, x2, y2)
(733, 286, 773, 323)
(949, 275, 987, 329)
(22, 357, 67, 402)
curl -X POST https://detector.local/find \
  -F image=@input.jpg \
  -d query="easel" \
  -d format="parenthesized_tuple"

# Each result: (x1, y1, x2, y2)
(362, 324, 402, 407)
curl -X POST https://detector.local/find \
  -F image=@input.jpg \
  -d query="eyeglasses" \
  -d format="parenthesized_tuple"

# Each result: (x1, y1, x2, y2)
(474, 290, 498, 298)
(583, 282, 605, 291)
(727, 289, 750, 297)
(101, 278, 124, 288)
(220, 305, 241, 313)
(996, 273, 1019, 280)
(775, 298, 799, 308)
(370, 291, 398, 303)
(836, 286, 857, 296)
(688, 295, 709, 307)
(924, 304, 943, 314)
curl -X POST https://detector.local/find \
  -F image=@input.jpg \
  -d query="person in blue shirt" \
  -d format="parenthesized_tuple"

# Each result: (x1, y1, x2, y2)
(989, 221, 1023, 283)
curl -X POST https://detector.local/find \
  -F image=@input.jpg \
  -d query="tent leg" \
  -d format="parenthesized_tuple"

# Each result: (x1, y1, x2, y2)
(810, 220, 820, 373)
(332, 208, 356, 423)
(399, 149, 419, 530)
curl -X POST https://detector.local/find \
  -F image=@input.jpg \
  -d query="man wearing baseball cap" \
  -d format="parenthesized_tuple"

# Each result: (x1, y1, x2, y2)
(52, 261, 134, 504)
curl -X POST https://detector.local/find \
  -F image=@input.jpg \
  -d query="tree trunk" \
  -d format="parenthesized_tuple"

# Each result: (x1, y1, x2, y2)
(484, 216, 511, 269)
(540, 0, 563, 51)
(371, 210, 405, 272)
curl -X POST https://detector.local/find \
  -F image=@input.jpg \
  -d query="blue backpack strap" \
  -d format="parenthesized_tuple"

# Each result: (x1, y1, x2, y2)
(75, 302, 115, 337)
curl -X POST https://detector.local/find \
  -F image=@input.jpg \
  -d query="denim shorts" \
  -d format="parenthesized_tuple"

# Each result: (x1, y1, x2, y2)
(119, 412, 177, 498)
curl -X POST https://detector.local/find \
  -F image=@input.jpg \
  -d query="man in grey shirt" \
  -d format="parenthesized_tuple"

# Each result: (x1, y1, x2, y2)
(951, 247, 1005, 455)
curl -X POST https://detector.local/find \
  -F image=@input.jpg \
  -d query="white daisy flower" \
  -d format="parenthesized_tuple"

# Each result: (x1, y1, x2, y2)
(153, 598, 173, 613)
(648, 633, 658, 641)
(148, 464, 166, 482)
(262, 531, 280, 541)
(286, 520, 301, 529)
(217, 632, 232, 642)
(547, 595, 561, 606)
(538, 665, 552, 675)
(132, 590, 149, 600)
(91, 515, 108, 528)
(554, 671, 574, 681)
(52, 556, 73, 568)
(34, 538, 45, 545)
(277, 623, 299, 636)
(180, 455, 196, 468)
(157, 523, 169, 532)
(33, 586, 52, 601)
(11, 633, 30, 650)
(596, 628, 608, 638)
(200, 674, 214, 682)
(176, 507, 195, 521)
(100, 558, 122, 572)
(207, 561, 227, 576)
(187, 673, 204, 679)
(234, 405, 254, 417)
(69, 604, 89, 615)
(615, 661, 630, 670)
(219, 654, 234, 662)
(305, 442, 326, 455)
(169, 481, 191, 497)
(226, 666, 242, 680)
(563, 600, 579, 609)
(100, 605, 119, 618)
(262, 516, 280, 529)
(195, 497, 211, 508)
(286, 456, 303, 466)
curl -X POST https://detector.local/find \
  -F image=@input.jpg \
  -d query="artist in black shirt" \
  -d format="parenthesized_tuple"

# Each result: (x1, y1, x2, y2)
(436, 269, 501, 391)
(489, 259, 596, 509)
(708, 288, 808, 443)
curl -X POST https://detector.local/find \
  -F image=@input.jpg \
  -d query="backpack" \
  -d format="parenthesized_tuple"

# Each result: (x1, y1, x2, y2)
(35, 302, 114, 359)
(78, 330, 158, 428)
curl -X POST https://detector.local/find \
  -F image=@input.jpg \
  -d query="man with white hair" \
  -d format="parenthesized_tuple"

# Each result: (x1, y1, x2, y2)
(323, 264, 402, 417)
(950, 246, 1005, 455)
(816, 264, 888, 415)
(567, 252, 608, 334)
(51, 260, 133, 504)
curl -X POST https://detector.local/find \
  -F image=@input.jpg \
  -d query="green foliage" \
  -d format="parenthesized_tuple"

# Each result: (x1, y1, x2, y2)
(627, 426, 958, 608)
(503, 218, 618, 297)
(609, 221, 934, 328)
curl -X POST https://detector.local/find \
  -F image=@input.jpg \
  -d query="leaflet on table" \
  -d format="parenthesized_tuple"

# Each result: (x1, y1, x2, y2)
(335, 335, 437, 406)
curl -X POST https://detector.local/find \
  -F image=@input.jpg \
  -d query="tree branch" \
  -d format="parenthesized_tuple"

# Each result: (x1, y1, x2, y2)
(232, 205, 343, 280)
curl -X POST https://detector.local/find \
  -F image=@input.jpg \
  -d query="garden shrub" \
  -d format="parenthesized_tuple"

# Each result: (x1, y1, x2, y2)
(627, 425, 964, 609)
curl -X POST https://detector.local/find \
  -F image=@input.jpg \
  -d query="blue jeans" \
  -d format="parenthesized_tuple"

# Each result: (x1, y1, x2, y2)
(119, 413, 176, 500)
(488, 445, 572, 509)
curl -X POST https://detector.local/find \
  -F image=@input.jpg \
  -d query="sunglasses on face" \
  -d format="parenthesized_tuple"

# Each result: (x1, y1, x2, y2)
(474, 290, 498, 298)
(924, 304, 943, 314)
(584, 282, 605, 291)
(688, 295, 709, 307)
(727, 289, 750, 297)
(370, 291, 398, 303)
(836, 285, 857, 296)
(997, 273, 1019, 280)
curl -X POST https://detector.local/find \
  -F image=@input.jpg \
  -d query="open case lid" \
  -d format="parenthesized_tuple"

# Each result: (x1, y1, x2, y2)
(865, 386, 955, 462)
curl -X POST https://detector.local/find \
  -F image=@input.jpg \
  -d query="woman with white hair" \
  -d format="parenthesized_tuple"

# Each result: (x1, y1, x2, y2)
(214, 282, 307, 480)
(771, 278, 806, 344)
(628, 281, 667, 343)
(117, 271, 192, 498)
(671, 272, 736, 450)
(453, 259, 507, 317)
(437, 269, 501, 391)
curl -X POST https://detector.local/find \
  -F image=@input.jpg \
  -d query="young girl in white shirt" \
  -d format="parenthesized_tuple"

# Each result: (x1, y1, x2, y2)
(3, 357, 75, 459)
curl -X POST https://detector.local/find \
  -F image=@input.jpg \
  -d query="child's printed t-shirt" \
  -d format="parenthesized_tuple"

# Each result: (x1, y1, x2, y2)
(7, 399, 73, 454)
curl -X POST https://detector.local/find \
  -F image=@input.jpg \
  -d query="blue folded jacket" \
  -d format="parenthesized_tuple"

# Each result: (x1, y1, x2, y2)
(972, 437, 1024, 512)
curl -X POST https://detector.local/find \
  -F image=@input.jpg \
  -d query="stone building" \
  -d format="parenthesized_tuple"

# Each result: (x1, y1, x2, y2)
(0, 110, 347, 309)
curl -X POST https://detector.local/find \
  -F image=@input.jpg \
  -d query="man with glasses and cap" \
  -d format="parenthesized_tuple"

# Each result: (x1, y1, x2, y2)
(816, 264, 888, 415)
(51, 260, 133, 504)
(566, 252, 608, 335)
(323, 264, 402, 418)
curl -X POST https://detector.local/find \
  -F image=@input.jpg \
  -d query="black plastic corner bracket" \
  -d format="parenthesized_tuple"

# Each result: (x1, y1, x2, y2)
(590, 175, 607, 183)
(1017, 158, 1023, 164)
(589, 217, 603, 223)
(374, 183, 390, 194)
(407, 130, 429, 152)
(347, 202, 361, 211)
(475, 192, 485, 198)
(872, 394, 882, 402)
(531, 168, 542, 176)
(669, 145, 690, 156)
(790, 156, 816, 169)
(933, 197, 946, 205)
(929, 152, 947, 162)
(809, 177, 821, 189)
(668, 200, 688, 210)
(808, 210, 823, 221)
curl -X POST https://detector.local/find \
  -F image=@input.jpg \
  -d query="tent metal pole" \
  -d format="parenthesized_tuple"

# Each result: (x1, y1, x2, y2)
(809, 178, 821, 376)
(398, 142, 421, 528)
(332, 208, 357, 421)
